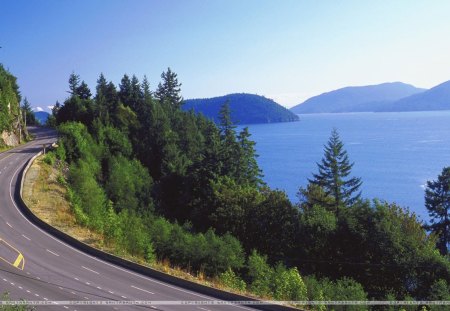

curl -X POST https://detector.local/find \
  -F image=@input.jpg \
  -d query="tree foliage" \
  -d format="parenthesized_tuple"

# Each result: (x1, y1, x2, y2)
(425, 167, 450, 255)
(0, 64, 21, 132)
(21, 97, 37, 125)
(51, 69, 449, 304)
(309, 128, 362, 211)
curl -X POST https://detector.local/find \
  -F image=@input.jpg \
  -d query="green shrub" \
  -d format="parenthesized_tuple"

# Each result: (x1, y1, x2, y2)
(43, 151, 56, 165)
(247, 250, 273, 297)
(219, 268, 246, 292)
(272, 265, 307, 301)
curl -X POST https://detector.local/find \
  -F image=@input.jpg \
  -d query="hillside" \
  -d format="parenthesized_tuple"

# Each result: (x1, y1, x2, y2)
(380, 80, 450, 112)
(183, 93, 299, 124)
(0, 64, 24, 146)
(290, 82, 425, 114)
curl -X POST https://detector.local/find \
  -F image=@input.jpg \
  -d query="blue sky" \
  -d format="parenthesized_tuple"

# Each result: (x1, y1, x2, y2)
(2, 1, 450, 110)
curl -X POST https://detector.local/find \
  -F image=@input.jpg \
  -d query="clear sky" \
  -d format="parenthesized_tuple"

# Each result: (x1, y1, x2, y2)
(2, 0, 450, 110)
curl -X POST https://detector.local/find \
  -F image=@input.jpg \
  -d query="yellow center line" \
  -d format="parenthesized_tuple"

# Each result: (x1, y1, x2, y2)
(0, 153, 13, 162)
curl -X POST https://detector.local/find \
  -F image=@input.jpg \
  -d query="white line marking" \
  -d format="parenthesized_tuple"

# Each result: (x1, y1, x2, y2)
(2, 278, 6, 282)
(83, 297, 89, 300)
(63, 307, 69, 309)
(108, 291, 114, 294)
(131, 285, 154, 295)
(58, 286, 63, 290)
(74, 277, 79, 281)
(44, 298, 48, 301)
(10, 282, 14, 286)
(85, 282, 90, 285)
(22, 234, 31, 241)
(71, 291, 76, 295)
(121, 295, 127, 299)
(82, 266, 99, 274)
(46, 249, 59, 256)
(96, 286, 102, 290)
(6, 222, 12, 228)
(26, 290, 30, 293)
(18, 286, 22, 289)
(34, 293, 39, 297)
(197, 308, 210, 311)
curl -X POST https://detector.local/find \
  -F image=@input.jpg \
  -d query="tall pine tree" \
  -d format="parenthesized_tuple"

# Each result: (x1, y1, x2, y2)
(22, 97, 37, 125)
(425, 167, 450, 255)
(155, 67, 183, 109)
(309, 128, 362, 211)
(237, 127, 263, 187)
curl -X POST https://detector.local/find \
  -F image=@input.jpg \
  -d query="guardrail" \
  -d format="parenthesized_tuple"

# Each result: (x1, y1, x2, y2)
(16, 149, 301, 311)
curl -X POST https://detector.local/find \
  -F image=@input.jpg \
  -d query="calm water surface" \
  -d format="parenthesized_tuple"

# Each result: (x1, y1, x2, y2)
(244, 111, 450, 221)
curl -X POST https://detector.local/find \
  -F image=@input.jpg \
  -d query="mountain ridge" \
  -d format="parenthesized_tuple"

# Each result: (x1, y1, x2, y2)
(380, 80, 450, 112)
(290, 82, 426, 114)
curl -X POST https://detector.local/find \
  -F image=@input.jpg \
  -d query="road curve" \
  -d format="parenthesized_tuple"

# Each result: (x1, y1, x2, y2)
(0, 127, 256, 311)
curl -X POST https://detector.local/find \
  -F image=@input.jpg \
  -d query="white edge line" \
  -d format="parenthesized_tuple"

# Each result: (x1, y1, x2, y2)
(82, 266, 99, 275)
(46, 249, 60, 257)
(131, 285, 154, 295)
(22, 234, 31, 241)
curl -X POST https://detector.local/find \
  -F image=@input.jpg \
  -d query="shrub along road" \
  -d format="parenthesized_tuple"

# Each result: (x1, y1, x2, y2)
(0, 127, 268, 311)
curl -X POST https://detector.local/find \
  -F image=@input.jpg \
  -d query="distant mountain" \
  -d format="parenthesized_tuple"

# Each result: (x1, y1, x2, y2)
(183, 93, 299, 124)
(290, 82, 426, 114)
(381, 80, 450, 112)
(34, 111, 50, 124)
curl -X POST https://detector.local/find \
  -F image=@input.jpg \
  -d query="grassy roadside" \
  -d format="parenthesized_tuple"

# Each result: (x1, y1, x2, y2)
(21, 155, 259, 297)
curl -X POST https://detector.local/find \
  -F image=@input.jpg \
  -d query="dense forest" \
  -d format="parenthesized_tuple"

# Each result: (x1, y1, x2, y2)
(183, 93, 299, 124)
(46, 68, 450, 310)
(0, 64, 21, 134)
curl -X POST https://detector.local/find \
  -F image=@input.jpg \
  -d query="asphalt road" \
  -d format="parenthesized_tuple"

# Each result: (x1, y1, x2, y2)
(0, 127, 255, 311)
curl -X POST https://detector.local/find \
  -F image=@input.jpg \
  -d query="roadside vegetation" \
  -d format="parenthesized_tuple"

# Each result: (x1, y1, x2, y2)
(25, 68, 450, 310)
(0, 292, 30, 311)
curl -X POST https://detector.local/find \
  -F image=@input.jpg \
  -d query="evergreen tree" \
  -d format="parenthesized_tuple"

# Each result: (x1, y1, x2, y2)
(425, 167, 450, 255)
(22, 97, 37, 125)
(141, 75, 152, 102)
(309, 128, 362, 211)
(129, 75, 144, 113)
(76, 81, 92, 100)
(95, 73, 109, 122)
(218, 102, 238, 177)
(119, 74, 132, 106)
(155, 67, 183, 109)
(95, 73, 108, 96)
(236, 127, 263, 186)
(68, 72, 80, 95)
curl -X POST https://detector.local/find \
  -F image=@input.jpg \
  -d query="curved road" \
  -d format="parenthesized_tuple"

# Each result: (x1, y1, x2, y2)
(0, 128, 253, 311)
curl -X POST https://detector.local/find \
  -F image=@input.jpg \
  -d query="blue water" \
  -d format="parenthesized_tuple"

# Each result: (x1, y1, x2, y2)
(243, 111, 450, 222)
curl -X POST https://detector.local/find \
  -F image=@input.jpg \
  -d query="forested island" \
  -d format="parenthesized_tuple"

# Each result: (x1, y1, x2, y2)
(183, 93, 299, 124)
(3, 65, 449, 309)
